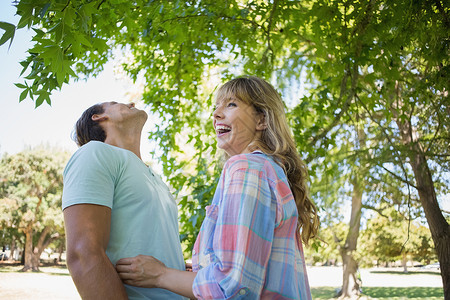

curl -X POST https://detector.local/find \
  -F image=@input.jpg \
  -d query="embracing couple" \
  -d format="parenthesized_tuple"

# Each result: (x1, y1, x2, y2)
(62, 76, 319, 300)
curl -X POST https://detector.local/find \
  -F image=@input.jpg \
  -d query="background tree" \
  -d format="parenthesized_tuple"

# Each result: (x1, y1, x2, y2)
(360, 207, 437, 270)
(0, 197, 22, 261)
(1, 0, 448, 297)
(0, 148, 69, 271)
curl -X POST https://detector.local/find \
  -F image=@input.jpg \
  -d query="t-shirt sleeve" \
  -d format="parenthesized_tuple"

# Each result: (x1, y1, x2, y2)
(62, 142, 117, 210)
(192, 162, 276, 299)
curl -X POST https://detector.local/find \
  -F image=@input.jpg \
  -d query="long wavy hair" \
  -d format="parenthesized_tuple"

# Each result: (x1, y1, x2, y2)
(216, 76, 319, 244)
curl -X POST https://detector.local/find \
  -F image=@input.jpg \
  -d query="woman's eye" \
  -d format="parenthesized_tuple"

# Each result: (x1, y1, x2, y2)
(227, 102, 237, 107)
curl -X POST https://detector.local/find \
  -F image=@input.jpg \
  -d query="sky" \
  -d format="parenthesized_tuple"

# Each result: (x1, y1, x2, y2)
(0, 2, 154, 163)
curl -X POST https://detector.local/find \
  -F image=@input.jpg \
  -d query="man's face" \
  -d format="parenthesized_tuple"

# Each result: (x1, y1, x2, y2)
(100, 101, 148, 124)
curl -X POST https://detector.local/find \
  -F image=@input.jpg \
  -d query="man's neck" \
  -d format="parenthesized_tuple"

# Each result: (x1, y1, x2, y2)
(104, 132, 142, 159)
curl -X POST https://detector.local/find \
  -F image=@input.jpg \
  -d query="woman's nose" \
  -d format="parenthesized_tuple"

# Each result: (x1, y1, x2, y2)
(213, 107, 223, 119)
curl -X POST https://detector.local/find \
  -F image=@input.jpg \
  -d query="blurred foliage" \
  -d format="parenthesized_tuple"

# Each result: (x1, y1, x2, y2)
(0, 148, 69, 268)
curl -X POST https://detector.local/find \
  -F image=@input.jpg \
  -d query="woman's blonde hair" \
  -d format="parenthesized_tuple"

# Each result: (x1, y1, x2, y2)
(216, 76, 319, 244)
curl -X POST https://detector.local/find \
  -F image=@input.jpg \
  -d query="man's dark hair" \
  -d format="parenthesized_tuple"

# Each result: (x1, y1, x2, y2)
(73, 103, 107, 147)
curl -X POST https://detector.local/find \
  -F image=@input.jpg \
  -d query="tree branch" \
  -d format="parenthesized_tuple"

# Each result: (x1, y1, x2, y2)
(306, 1, 376, 159)
(306, 69, 352, 151)
(361, 204, 389, 218)
(424, 97, 444, 154)
(62, 0, 71, 12)
(97, 0, 106, 10)
(380, 165, 418, 189)
(161, 14, 268, 35)
(264, 0, 279, 57)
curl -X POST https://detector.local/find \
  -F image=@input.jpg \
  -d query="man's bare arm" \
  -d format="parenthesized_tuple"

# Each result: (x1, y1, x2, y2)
(64, 204, 128, 300)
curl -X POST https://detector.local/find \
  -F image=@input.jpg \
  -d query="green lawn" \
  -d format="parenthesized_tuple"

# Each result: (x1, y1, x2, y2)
(311, 286, 444, 299)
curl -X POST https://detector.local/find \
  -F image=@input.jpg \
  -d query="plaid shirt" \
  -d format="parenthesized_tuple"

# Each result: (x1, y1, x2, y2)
(192, 152, 312, 299)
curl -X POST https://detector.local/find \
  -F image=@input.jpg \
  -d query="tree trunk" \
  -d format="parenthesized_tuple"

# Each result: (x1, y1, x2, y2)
(8, 238, 16, 262)
(21, 194, 48, 272)
(58, 242, 64, 263)
(21, 224, 39, 272)
(338, 180, 363, 299)
(35, 226, 52, 253)
(402, 252, 408, 273)
(21, 225, 55, 271)
(408, 148, 450, 299)
(394, 99, 450, 299)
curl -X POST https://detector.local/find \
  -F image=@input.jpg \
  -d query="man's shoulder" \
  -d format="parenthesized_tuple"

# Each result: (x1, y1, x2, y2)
(65, 141, 123, 173)
(62, 141, 120, 209)
(73, 141, 125, 159)
(78, 140, 115, 153)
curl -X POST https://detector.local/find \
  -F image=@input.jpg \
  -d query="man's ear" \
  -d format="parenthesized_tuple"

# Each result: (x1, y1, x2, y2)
(91, 114, 108, 122)
(256, 113, 267, 131)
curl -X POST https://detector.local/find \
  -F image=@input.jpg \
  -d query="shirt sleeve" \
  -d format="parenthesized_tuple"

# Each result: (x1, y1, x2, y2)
(62, 143, 117, 210)
(193, 164, 277, 299)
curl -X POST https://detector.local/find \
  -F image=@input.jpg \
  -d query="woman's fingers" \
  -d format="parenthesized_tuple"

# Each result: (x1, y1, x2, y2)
(115, 255, 166, 288)
(116, 257, 134, 265)
(116, 264, 131, 273)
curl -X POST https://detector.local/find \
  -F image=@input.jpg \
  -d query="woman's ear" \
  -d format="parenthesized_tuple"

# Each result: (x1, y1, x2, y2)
(256, 113, 267, 131)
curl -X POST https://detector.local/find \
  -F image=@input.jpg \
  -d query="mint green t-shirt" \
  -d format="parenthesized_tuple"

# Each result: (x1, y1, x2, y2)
(62, 141, 186, 300)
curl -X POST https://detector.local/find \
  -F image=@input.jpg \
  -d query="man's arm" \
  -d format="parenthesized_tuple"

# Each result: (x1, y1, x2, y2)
(64, 204, 128, 300)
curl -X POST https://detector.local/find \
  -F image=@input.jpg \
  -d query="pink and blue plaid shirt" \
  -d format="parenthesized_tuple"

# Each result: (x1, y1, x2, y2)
(192, 152, 312, 299)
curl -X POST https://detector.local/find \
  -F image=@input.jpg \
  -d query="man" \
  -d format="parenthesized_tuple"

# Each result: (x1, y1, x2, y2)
(62, 101, 186, 299)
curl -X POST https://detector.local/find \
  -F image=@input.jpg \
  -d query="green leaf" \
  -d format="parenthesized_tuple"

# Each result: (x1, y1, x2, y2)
(64, 6, 77, 27)
(48, 22, 63, 43)
(56, 71, 65, 87)
(16, 9, 33, 29)
(19, 88, 28, 102)
(14, 83, 26, 89)
(0, 22, 16, 49)
(35, 93, 45, 108)
(76, 34, 92, 47)
(38, 3, 51, 18)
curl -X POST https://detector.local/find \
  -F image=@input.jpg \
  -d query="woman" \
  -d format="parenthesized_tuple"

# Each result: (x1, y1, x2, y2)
(116, 76, 319, 299)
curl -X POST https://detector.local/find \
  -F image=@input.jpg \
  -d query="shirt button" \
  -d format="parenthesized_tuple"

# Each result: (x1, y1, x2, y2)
(239, 289, 246, 295)
(192, 250, 196, 255)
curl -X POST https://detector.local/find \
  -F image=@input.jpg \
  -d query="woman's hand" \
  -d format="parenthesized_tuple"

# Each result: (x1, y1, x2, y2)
(115, 255, 166, 288)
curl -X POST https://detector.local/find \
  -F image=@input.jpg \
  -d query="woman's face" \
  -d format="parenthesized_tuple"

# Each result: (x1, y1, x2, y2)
(213, 97, 265, 157)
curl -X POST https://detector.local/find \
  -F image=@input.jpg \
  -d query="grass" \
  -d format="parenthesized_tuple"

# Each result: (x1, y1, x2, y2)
(370, 270, 441, 276)
(311, 286, 444, 299)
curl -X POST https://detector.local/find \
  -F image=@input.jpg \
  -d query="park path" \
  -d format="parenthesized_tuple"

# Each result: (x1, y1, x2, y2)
(0, 267, 79, 300)
(0, 265, 443, 299)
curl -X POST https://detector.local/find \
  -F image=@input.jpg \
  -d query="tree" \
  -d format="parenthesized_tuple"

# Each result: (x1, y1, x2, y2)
(0, 197, 22, 261)
(361, 207, 437, 269)
(286, 1, 449, 297)
(1, 0, 448, 296)
(0, 148, 69, 271)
